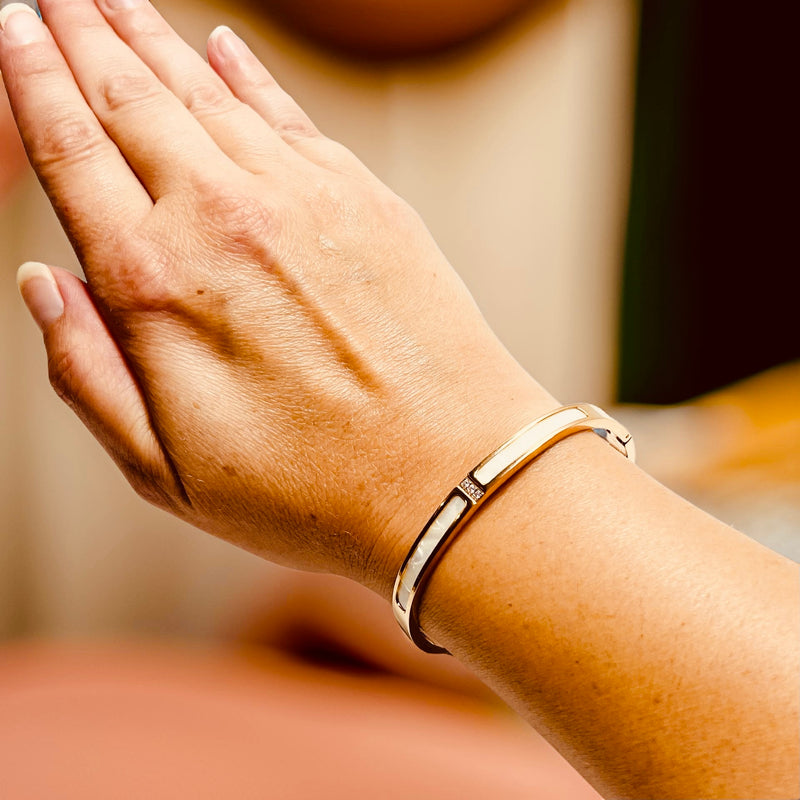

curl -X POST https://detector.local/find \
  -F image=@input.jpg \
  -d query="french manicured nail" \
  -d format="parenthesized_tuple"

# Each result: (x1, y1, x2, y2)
(0, 2, 45, 44)
(210, 25, 246, 61)
(17, 261, 64, 330)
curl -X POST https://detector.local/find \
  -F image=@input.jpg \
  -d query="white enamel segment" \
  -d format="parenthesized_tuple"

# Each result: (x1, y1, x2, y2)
(396, 494, 468, 611)
(473, 406, 587, 486)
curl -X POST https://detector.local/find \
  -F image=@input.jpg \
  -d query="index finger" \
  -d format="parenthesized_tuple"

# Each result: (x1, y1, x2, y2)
(0, 2, 152, 267)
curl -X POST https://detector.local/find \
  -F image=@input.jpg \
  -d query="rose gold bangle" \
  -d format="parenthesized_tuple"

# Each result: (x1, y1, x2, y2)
(392, 403, 635, 654)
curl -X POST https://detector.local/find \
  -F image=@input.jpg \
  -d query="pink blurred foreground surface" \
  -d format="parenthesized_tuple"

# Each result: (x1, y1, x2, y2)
(0, 640, 601, 799)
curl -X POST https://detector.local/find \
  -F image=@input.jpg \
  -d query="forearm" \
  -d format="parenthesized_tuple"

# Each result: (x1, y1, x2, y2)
(407, 430, 799, 798)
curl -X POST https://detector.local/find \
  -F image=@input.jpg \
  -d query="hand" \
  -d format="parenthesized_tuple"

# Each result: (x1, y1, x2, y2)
(0, 0, 554, 595)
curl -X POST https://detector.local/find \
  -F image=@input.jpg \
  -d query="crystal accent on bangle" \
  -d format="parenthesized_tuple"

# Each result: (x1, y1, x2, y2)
(459, 477, 485, 502)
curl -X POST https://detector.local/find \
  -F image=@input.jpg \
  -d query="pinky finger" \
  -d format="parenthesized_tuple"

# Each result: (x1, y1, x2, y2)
(207, 25, 374, 179)
(17, 262, 187, 511)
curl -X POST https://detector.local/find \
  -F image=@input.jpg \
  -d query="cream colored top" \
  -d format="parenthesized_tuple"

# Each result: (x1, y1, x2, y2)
(0, 0, 636, 637)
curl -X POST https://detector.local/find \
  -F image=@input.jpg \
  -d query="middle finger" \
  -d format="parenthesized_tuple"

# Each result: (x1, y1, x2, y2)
(93, 0, 293, 174)
(38, 0, 234, 198)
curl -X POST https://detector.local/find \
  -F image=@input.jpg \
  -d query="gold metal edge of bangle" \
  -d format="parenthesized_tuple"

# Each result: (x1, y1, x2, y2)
(392, 405, 635, 654)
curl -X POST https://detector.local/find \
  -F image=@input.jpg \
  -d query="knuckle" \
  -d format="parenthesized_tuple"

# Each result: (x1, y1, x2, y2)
(126, 15, 170, 41)
(12, 43, 60, 79)
(72, 14, 109, 35)
(47, 347, 79, 405)
(99, 70, 164, 113)
(272, 109, 318, 142)
(373, 185, 416, 225)
(194, 183, 283, 258)
(307, 179, 359, 227)
(79, 214, 184, 312)
(100, 240, 186, 312)
(30, 108, 108, 170)
(182, 80, 238, 118)
(245, 71, 278, 96)
(320, 139, 358, 167)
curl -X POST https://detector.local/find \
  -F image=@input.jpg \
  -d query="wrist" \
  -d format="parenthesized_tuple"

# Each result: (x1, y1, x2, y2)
(360, 368, 558, 601)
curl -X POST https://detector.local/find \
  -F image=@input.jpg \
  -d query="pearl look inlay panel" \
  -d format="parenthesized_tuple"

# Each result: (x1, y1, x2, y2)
(396, 494, 467, 612)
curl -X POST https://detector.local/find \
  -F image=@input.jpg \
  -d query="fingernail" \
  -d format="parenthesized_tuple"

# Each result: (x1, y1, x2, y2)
(0, 3, 45, 44)
(210, 25, 246, 61)
(17, 261, 64, 330)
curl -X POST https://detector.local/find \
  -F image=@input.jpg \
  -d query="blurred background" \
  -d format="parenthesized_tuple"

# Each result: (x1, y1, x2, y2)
(0, 2, 797, 795)
(0, 0, 797, 650)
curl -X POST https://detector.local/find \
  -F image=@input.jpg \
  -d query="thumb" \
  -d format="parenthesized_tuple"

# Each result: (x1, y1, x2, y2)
(16, 262, 187, 512)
